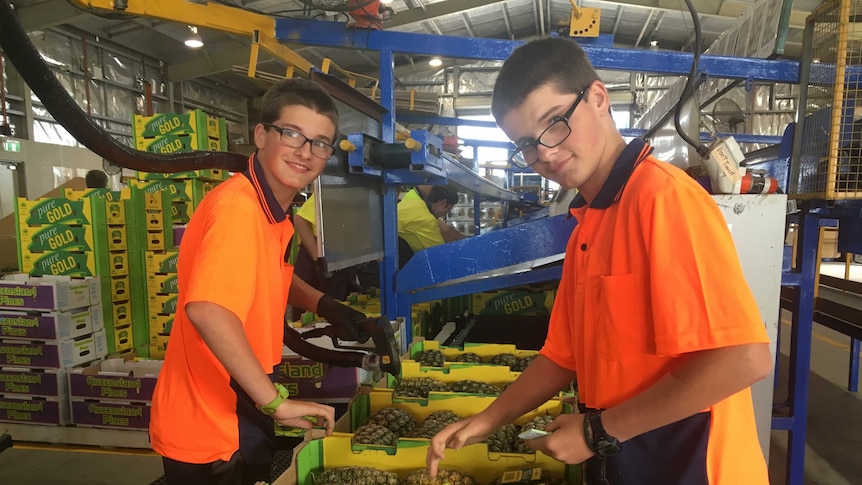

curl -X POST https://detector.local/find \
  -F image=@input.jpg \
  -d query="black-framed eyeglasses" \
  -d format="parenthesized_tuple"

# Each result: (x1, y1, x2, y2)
(508, 88, 588, 169)
(263, 122, 335, 159)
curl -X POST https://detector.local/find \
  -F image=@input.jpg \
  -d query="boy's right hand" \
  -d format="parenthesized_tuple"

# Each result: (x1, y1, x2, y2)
(271, 400, 335, 435)
(426, 414, 495, 477)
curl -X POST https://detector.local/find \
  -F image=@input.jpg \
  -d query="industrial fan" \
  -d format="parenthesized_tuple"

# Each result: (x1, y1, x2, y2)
(709, 98, 747, 134)
(299, 0, 393, 29)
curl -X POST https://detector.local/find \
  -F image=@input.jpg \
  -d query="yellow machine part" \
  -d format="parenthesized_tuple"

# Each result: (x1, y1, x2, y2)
(569, 6, 601, 38)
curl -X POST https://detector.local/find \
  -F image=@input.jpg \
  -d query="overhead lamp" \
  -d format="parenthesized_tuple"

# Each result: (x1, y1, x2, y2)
(649, 40, 659, 49)
(184, 26, 204, 49)
(380, 0, 393, 3)
(429, 57, 443, 67)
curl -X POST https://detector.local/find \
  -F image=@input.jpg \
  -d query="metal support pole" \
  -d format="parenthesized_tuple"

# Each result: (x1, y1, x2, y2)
(787, 207, 818, 485)
(850, 338, 860, 392)
(473, 195, 481, 236)
(789, 19, 815, 195)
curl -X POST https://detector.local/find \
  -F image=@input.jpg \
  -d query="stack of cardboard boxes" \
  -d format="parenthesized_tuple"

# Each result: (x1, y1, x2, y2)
(0, 275, 107, 426)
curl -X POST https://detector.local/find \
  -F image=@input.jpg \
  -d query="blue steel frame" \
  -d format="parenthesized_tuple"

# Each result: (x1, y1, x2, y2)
(276, 20, 821, 485)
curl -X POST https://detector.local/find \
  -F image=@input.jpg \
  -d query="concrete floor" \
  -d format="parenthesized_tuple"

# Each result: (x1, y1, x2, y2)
(1, 263, 861, 484)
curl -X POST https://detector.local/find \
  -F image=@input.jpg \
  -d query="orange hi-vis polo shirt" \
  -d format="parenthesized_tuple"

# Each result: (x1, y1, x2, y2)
(150, 154, 295, 464)
(541, 139, 769, 484)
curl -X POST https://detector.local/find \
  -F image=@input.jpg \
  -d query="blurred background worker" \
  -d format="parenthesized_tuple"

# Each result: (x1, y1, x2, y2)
(397, 184, 465, 266)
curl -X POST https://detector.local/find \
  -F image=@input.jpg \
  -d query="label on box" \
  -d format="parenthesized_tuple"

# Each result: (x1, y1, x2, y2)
(276, 356, 359, 402)
(21, 251, 95, 277)
(112, 301, 132, 327)
(137, 135, 196, 154)
(0, 368, 61, 397)
(19, 225, 94, 252)
(110, 276, 130, 302)
(18, 198, 91, 226)
(70, 400, 150, 429)
(108, 252, 130, 277)
(472, 291, 553, 316)
(69, 372, 156, 402)
(137, 112, 197, 138)
(148, 294, 178, 315)
(147, 231, 167, 251)
(0, 396, 66, 425)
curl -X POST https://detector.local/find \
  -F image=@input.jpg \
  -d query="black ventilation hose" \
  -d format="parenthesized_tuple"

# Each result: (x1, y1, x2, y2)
(0, 0, 248, 173)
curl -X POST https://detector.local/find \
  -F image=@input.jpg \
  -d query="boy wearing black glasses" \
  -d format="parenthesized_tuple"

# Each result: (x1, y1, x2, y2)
(428, 38, 771, 485)
(150, 78, 366, 485)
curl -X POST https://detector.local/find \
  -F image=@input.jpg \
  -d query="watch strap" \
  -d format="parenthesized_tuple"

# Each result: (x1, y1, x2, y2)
(257, 383, 289, 415)
(587, 410, 622, 456)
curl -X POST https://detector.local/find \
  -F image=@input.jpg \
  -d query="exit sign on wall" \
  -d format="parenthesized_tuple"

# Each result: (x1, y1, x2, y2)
(2, 140, 20, 153)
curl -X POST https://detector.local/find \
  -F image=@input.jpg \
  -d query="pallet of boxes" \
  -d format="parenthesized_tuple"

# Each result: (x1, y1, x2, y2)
(130, 109, 229, 359)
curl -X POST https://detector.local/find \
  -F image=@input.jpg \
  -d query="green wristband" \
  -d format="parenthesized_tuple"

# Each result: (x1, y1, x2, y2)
(257, 383, 289, 416)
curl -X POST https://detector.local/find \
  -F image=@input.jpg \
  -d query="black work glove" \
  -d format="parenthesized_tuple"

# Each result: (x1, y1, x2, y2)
(317, 294, 370, 343)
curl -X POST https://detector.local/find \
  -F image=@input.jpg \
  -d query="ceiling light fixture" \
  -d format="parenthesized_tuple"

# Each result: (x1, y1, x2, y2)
(184, 26, 204, 49)
(380, 0, 393, 4)
(429, 57, 443, 67)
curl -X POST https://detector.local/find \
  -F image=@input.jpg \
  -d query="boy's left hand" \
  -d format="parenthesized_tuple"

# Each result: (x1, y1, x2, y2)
(524, 414, 594, 464)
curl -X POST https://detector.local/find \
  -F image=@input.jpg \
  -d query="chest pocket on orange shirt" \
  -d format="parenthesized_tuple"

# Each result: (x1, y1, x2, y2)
(595, 273, 652, 361)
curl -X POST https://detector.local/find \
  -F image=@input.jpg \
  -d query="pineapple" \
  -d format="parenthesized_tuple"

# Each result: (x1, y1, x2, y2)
(451, 380, 501, 395)
(395, 378, 451, 398)
(489, 353, 519, 370)
(453, 352, 482, 363)
(417, 350, 446, 367)
(425, 410, 461, 426)
(364, 407, 417, 436)
(313, 466, 400, 485)
(512, 355, 537, 373)
(354, 423, 398, 447)
(404, 468, 479, 485)
(406, 411, 462, 439)
(513, 414, 556, 453)
(406, 418, 450, 439)
(486, 423, 520, 453)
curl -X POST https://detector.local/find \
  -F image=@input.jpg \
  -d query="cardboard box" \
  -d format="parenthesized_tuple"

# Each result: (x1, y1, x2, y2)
(18, 224, 95, 253)
(170, 201, 192, 224)
(271, 433, 579, 485)
(70, 399, 150, 430)
(148, 294, 178, 316)
(148, 314, 174, 341)
(0, 366, 66, 398)
(105, 324, 134, 354)
(0, 395, 70, 426)
(68, 358, 161, 402)
(110, 301, 132, 327)
(108, 276, 131, 303)
(0, 306, 98, 341)
(133, 109, 220, 139)
(20, 250, 96, 278)
(0, 274, 92, 311)
(104, 251, 130, 277)
(106, 226, 128, 251)
(144, 210, 166, 232)
(145, 251, 179, 274)
(146, 273, 178, 294)
(407, 340, 538, 364)
(147, 230, 168, 251)
(0, 330, 107, 368)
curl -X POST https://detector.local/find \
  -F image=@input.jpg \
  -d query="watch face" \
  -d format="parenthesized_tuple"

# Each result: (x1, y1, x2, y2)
(596, 439, 621, 456)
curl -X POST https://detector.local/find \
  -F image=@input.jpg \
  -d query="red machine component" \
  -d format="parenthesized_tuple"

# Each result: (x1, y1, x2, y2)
(346, 0, 393, 30)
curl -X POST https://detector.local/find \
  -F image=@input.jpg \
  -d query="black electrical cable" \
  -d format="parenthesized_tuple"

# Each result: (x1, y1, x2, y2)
(673, 0, 710, 156)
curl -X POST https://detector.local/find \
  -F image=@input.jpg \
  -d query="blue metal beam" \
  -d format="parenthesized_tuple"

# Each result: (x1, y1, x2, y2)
(443, 154, 519, 201)
(405, 265, 563, 305)
(396, 214, 576, 293)
(275, 18, 802, 83)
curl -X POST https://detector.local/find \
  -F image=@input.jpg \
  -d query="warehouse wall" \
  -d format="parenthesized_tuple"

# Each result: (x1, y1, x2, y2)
(13, 140, 102, 199)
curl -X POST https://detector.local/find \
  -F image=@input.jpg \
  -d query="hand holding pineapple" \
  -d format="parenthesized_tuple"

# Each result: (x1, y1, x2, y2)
(270, 399, 335, 435)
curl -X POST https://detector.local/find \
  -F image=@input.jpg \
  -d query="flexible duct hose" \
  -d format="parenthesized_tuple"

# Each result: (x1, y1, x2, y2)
(0, 0, 248, 172)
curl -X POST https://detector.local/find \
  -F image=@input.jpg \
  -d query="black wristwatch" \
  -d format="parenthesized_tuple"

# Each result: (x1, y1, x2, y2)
(586, 410, 622, 457)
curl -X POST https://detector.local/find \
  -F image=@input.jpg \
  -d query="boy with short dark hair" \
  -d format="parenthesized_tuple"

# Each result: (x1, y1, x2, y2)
(150, 78, 366, 485)
(427, 37, 772, 485)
